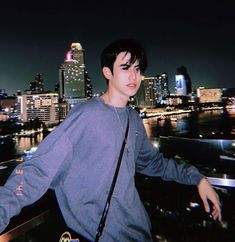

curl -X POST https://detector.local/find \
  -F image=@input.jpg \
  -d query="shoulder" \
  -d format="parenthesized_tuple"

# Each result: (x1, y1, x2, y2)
(40, 98, 101, 146)
(59, 98, 100, 132)
(68, 98, 100, 116)
(129, 107, 143, 124)
(66, 97, 105, 121)
(128, 107, 146, 135)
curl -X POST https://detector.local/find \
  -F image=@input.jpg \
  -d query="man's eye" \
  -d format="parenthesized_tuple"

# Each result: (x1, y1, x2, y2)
(122, 66, 130, 70)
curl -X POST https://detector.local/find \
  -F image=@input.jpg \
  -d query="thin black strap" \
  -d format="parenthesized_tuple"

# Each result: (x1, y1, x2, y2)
(95, 117, 129, 242)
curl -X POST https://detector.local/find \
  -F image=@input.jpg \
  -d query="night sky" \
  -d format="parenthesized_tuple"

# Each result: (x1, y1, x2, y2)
(0, 0, 235, 95)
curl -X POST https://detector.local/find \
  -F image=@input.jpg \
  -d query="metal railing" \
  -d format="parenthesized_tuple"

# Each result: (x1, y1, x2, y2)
(0, 210, 52, 242)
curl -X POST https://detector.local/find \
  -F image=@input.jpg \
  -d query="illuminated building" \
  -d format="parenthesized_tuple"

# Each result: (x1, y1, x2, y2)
(222, 88, 235, 106)
(165, 94, 190, 107)
(135, 76, 157, 108)
(159, 72, 170, 97)
(17, 93, 59, 125)
(135, 74, 169, 108)
(197, 87, 223, 103)
(59, 42, 92, 109)
(58, 101, 69, 122)
(30, 73, 44, 94)
(0, 93, 17, 121)
(175, 66, 192, 95)
(175, 75, 187, 96)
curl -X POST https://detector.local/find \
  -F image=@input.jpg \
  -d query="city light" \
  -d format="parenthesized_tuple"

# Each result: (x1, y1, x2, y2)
(66, 51, 72, 61)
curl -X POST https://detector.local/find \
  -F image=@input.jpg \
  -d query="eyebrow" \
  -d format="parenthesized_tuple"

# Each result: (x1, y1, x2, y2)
(120, 63, 130, 68)
(120, 62, 140, 68)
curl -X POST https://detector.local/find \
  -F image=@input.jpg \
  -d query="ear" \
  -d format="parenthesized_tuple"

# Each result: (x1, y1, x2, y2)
(102, 67, 112, 80)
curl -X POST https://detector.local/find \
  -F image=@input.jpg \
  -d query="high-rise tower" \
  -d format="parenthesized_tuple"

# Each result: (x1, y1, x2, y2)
(135, 73, 170, 108)
(30, 73, 44, 94)
(159, 72, 170, 97)
(175, 66, 192, 95)
(59, 42, 90, 108)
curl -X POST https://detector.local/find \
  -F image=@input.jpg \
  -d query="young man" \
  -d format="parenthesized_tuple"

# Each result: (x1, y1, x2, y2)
(0, 39, 221, 241)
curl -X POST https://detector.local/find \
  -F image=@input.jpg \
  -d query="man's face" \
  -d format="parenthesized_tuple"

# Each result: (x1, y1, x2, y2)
(106, 52, 142, 100)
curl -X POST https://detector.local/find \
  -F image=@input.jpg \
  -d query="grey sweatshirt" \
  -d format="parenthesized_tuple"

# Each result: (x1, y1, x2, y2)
(0, 97, 204, 241)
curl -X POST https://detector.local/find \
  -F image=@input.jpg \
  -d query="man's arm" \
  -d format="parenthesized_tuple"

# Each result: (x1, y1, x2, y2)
(0, 126, 73, 233)
(135, 116, 221, 221)
(135, 120, 204, 184)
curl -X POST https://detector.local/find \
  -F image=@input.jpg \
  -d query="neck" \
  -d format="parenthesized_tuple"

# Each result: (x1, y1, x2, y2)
(101, 91, 128, 108)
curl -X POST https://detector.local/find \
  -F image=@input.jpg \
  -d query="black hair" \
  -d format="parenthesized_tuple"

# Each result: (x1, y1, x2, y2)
(101, 38, 148, 75)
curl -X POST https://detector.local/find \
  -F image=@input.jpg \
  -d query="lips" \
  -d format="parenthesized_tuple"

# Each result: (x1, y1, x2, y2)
(127, 83, 137, 88)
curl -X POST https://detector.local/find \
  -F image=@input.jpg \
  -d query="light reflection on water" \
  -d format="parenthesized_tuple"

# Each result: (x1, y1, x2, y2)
(0, 133, 44, 162)
(144, 108, 235, 139)
(143, 108, 235, 174)
(15, 133, 43, 155)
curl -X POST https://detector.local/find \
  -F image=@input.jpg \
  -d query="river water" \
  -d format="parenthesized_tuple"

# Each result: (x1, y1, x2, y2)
(0, 133, 44, 162)
(1, 108, 235, 163)
(144, 108, 235, 139)
(143, 108, 235, 174)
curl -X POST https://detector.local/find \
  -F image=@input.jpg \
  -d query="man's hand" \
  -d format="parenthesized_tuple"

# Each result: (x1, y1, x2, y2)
(197, 177, 222, 221)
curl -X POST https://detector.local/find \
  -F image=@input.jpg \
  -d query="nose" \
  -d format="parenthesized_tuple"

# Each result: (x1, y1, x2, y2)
(129, 68, 136, 80)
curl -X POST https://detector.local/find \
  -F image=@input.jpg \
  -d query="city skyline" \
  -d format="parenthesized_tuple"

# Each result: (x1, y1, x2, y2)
(0, 0, 235, 95)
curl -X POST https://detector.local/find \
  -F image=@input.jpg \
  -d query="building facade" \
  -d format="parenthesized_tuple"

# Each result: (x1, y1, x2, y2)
(135, 74, 170, 108)
(175, 66, 192, 96)
(197, 87, 223, 103)
(175, 74, 187, 96)
(59, 42, 92, 109)
(29, 73, 44, 94)
(17, 93, 59, 125)
(0, 93, 17, 121)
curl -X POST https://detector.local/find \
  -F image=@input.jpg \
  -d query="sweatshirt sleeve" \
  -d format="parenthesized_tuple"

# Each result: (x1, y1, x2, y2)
(0, 124, 73, 233)
(135, 118, 204, 185)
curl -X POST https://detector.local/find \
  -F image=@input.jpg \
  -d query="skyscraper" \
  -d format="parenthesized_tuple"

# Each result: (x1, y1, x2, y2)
(175, 66, 192, 95)
(154, 73, 170, 101)
(135, 74, 170, 108)
(59, 42, 91, 108)
(29, 73, 44, 94)
(135, 76, 158, 108)
(175, 74, 187, 96)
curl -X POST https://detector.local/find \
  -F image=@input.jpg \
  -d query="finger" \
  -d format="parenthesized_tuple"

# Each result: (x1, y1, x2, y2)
(202, 198, 210, 213)
(212, 209, 218, 220)
(217, 208, 222, 221)
(214, 193, 221, 207)
(214, 202, 222, 221)
(212, 205, 222, 221)
(213, 210, 220, 221)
